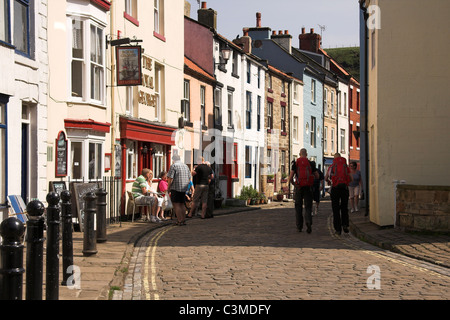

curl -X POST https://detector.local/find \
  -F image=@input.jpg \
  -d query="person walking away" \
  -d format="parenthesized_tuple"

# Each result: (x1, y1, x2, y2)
(325, 153, 353, 235)
(311, 161, 324, 216)
(167, 154, 192, 226)
(348, 162, 363, 213)
(187, 157, 213, 219)
(132, 168, 158, 221)
(288, 148, 318, 233)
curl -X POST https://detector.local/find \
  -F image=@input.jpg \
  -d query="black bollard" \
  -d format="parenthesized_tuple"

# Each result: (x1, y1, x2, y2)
(0, 217, 25, 300)
(25, 200, 45, 300)
(96, 188, 108, 243)
(46, 192, 60, 300)
(60, 190, 74, 286)
(82, 192, 97, 256)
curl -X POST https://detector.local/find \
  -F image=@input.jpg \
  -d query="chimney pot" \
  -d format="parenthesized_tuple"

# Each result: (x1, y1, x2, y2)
(256, 12, 261, 27)
(302, 27, 305, 34)
(243, 28, 249, 36)
(201, 1, 207, 9)
(284, 30, 289, 35)
(310, 28, 314, 34)
(278, 30, 282, 35)
(272, 30, 277, 36)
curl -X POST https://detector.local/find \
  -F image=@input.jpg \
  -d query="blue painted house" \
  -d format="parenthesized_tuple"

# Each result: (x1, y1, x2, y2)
(245, 18, 324, 169)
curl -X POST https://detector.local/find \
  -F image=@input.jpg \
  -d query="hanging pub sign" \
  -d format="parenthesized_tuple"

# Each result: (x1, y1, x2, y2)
(116, 45, 142, 86)
(55, 131, 68, 177)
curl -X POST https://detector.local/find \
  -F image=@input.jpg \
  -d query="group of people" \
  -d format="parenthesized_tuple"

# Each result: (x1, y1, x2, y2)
(289, 148, 363, 235)
(131, 154, 214, 226)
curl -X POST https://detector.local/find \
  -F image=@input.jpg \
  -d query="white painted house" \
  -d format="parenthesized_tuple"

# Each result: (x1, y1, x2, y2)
(1, 0, 49, 220)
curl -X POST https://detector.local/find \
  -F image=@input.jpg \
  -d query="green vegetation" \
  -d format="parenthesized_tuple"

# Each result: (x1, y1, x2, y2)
(325, 47, 360, 82)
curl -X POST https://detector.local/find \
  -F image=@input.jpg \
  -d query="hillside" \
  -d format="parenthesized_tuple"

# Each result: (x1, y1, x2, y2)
(325, 47, 360, 82)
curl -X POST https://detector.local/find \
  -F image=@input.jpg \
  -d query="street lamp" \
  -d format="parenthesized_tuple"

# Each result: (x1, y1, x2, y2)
(215, 43, 231, 68)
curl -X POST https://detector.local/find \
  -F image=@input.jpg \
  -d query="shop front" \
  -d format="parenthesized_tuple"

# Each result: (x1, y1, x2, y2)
(119, 116, 176, 216)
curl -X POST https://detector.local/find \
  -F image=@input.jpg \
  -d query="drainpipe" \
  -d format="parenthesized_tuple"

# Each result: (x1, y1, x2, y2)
(360, 0, 370, 217)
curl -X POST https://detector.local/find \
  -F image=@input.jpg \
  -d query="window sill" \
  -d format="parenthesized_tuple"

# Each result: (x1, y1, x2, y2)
(281, 131, 287, 136)
(124, 12, 139, 26)
(153, 31, 166, 42)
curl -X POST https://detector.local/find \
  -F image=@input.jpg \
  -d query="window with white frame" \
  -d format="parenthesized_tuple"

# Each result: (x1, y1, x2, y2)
(154, 0, 164, 36)
(227, 90, 233, 127)
(154, 63, 163, 121)
(246, 91, 252, 129)
(311, 79, 316, 103)
(324, 126, 328, 153)
(152, 144, 165, 179)
(293, 116, 298, 141)
(331, 91, 335, 117)
(293, 83, 299, 102)
(200, 86, 206, 126)
(267, 101, 273, 130)
(257, 96, 261, 131)
(0, 0, 10, 43)
(247, 61, 251, 84)
(70, 17, 105, 104)
(311, 116, 316, 148)
(183, 79, 190, 122)
(324, 88, 328, 116)
(331, 127, 335, 153)
(126, 140, 137, 180)
(344, 92, 347, 115)
(214, 87, 222, 127)
(70, 137, 105, 181)
(245, 146, 251, 178)
(340, 129, 346, 153)
(125, 0, 138, 20)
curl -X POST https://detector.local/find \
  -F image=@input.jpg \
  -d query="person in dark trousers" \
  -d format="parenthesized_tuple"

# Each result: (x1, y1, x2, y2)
(288, 148, 318, 233)
(187, 157, 213, 219)
(325, 153, 353, 235)
(310, 161, 324, 216)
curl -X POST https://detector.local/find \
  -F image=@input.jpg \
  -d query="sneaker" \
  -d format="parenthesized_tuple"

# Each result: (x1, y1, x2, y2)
(150, 216, 157, 223)
(351, 208, 355, 213)
(343, 226, 349, 233)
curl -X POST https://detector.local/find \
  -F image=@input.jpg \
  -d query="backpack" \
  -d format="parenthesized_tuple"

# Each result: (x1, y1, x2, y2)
(295, 157, 314, 187)
(329, 157, 351, 186)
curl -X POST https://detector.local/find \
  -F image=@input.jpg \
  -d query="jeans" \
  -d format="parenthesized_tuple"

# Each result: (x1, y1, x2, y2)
(294, 186, 313, 231)
(330, 184, 349, 232)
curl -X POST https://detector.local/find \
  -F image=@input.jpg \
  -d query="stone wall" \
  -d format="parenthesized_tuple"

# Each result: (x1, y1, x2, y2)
(396, 185, 450, 233)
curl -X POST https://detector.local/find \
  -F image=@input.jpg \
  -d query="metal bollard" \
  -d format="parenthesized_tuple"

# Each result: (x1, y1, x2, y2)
(46, 192, 60, 300)
(25, 200, 45, 300)
(82, 192, 98, 256)
(0, 217, 25, 300)
(96, 188, 108, 243)
(60, 190, 74, 286)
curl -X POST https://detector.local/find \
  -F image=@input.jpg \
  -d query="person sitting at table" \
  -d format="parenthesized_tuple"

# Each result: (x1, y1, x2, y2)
(131, 168, 158, 222)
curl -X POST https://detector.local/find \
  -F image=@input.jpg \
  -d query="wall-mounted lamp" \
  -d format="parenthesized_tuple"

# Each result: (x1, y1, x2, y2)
(215, 43, 232, 68)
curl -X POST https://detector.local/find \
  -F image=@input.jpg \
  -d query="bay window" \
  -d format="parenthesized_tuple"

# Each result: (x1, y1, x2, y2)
(70, 16, 106, 104)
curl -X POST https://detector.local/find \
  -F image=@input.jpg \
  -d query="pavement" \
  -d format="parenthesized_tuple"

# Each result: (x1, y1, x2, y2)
(56, 198, 449, 300)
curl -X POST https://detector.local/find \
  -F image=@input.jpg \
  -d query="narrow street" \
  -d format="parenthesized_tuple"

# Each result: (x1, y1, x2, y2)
(127, 201, 450, 300)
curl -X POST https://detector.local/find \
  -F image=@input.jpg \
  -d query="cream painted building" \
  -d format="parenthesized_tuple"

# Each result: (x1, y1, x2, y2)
(360, 0, 450, 226)
(46, 0, 184, 217)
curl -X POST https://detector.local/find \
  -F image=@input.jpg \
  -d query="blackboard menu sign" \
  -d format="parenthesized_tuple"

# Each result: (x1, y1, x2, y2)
(49, 181, 67, 195)
(55, 131, 68, 177)
(70, 182, 101, 232)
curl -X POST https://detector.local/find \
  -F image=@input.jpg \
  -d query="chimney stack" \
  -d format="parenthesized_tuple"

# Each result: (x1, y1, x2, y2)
(271, 29, 292, 54)
(198, 2, 217, 30)
(233, 28, 252, 54)
(299, 27, 321, 53)
(256, 12, 261, 27)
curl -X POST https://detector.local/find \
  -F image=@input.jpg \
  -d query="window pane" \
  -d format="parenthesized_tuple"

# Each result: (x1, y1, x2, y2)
(89, 143, 96, 180)
(71, 142, 82, 179)
(14, 0, 28, 54)
(97, 143, 102, 178)
(72, 20, 83, 59)
(0, 0, 9, 43)
(91, 64, 103, 101)
(72, 60, 83, 97)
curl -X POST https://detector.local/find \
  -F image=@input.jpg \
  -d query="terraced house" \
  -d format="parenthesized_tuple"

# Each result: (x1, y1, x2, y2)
(1, 0, 49, 221)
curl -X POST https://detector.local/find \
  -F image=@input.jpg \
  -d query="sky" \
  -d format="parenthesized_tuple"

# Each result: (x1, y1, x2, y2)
(187, 0, 361, 49)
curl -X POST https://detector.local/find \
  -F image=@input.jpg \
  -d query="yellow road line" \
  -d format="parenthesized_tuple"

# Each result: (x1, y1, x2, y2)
(144, 226, 174, 300)
(327, 214, 449, 279)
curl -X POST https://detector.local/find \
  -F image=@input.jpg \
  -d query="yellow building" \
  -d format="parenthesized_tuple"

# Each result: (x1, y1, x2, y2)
(361, 0, 450, 227)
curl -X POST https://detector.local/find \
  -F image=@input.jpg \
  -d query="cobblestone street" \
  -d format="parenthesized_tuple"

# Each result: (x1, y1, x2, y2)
(122, 202, 450, 300)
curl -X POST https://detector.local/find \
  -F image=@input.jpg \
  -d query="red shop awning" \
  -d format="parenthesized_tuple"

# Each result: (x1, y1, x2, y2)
(119, 117, 176, 146)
